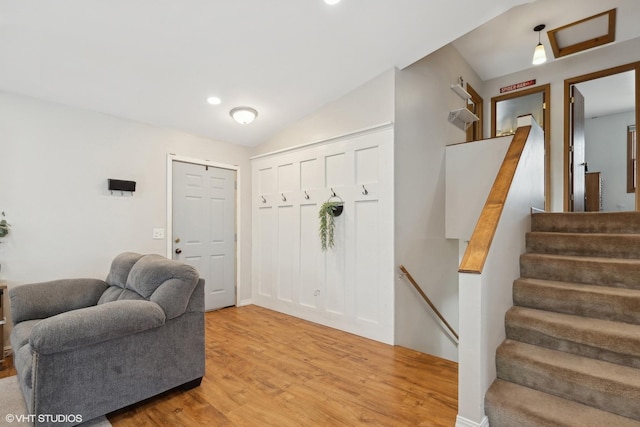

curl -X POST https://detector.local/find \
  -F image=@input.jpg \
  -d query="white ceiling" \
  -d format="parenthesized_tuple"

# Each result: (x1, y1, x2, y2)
(2, 0, 637, 147)
(0, 0, 528, 147)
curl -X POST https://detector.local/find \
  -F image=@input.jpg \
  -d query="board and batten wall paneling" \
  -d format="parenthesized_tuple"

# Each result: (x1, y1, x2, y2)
(251, 126, 394, 344)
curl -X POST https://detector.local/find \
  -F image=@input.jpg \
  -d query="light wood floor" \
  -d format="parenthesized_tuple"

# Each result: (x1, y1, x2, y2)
(3, 305, 459, 426)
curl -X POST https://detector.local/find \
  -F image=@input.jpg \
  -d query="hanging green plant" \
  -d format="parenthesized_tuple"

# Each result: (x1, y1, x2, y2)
(318, 201, 342, 251)
(0, 211, 10, 241)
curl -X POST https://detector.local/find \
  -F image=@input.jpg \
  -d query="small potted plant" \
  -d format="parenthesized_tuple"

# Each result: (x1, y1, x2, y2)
(0, 212, 9, 241)
(0, 212, 9, 273)
(318, 201, 343, 251)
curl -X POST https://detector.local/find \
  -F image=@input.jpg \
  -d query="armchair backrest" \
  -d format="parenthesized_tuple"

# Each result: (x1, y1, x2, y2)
(99, 252, 200, 319)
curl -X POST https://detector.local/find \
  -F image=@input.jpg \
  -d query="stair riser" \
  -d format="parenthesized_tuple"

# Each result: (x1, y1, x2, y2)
(526, 232, 640, 259)
(496, 349, 640, 420)
(505, 323, 640, 370)
(513, 280, 640, 325)
(520, 255, 640, 289)
(532, 212, 640, 234)
(485, 380, 640, 427)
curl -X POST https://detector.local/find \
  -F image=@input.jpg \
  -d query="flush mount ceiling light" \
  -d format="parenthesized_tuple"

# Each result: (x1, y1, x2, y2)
(206, 96, 221, 105)
(532, 24, 547, 65)
(324, 0, 341, 4)
(230, 107, 258, 125)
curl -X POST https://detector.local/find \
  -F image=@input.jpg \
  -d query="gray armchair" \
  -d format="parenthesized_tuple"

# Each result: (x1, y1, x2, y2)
(9, 252, 205, 427)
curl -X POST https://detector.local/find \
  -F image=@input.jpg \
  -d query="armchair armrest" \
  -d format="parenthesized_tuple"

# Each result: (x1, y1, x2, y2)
(10, 279, 109, 324)
(30, 300, 166, 355)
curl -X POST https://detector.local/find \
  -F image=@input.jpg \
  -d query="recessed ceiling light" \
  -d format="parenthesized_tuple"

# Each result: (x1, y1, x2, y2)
(324, 0, 341, 4)
(206, 96, 222, 105)
(230, 107, 258, 125)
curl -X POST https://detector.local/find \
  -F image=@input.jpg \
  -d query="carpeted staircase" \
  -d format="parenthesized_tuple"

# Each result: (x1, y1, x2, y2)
(485, 211, 640, 427)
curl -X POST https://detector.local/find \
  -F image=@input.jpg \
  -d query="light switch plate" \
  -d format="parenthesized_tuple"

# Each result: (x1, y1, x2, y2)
(152, 228, 165, 239)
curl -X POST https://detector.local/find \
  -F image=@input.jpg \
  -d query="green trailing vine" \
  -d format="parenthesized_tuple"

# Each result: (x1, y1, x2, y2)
(0, 211, 9, 241)
(318, 202, 340, 251)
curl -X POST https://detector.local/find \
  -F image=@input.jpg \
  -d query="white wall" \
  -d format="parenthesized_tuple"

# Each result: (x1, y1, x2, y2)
(482, 37, 640, 212)
(446, 136, 512, 240)
(585, 111, 636, 211)
(252, 69, 396, 157)
(394, 44, 484, 362)
(0, 91, 252, 346)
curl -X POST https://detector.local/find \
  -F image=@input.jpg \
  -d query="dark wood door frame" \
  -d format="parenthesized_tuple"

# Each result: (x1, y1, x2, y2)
(563, 61, 640, 211)
(466, 83, 484, 142)
(491, 84, 551, 210)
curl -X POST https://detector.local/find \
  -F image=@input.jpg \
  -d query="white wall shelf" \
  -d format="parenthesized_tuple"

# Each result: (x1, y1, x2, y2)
(449, 81, 477, 131)
(448, 107, 479, 131)
(450, 83, 472, 100)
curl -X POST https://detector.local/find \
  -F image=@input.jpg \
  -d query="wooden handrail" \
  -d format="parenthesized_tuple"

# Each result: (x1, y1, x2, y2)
(399, 265, 459, 341)
(458, 125, 532, 274)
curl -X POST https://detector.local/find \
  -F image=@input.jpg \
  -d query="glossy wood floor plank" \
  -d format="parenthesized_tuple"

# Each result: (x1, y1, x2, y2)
(7, 305, 459, 426)
(110, 305, 458, 426)
(0, 356, 16, 377)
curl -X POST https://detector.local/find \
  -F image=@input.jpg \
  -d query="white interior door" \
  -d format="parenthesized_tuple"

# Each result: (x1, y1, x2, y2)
(172, 161, 236, 310)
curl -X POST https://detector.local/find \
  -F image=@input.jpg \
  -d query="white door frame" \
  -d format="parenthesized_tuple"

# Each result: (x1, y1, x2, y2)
(166, 154, 242, 307)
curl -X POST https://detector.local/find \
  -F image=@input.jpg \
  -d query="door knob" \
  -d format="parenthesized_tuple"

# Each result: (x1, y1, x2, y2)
(175, 248, 182, 254)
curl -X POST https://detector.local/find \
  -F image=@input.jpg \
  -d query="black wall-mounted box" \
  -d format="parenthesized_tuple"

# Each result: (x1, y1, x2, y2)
(108, 179, 136, 192)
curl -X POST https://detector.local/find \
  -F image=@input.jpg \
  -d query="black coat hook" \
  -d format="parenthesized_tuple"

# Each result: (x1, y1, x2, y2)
(281, 193, 287, 202)
(362, 185, 368, 195)
(304, 191, 310, 200)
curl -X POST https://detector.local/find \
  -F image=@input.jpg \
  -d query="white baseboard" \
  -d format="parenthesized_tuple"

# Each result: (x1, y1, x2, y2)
(456, 415, 489, 427)
(237, 298, 253, 307)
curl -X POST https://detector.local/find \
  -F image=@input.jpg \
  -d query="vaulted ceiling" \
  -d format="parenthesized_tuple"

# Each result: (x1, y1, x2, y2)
(0, 0, 528, 146)
(2, 0, 638, 147)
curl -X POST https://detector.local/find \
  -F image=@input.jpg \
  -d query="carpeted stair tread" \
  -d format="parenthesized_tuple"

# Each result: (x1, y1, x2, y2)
(513, 278, 640, 326)
(526, 231, 640, 259)
(506, 306, 640, 368)
(496, 339, 640, 420)
(520, 253, 640, 288)
(531, 211, 640, 234)
(485, 379, 640, 427)
(487, 211, 640, 425)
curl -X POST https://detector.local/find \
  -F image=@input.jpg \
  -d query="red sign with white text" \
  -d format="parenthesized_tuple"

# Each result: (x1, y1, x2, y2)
(500, 79, 536, 93)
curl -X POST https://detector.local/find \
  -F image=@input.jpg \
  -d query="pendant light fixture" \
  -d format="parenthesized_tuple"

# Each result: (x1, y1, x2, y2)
(230, 107, 258, 125)
(532, 24, 547, 65)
